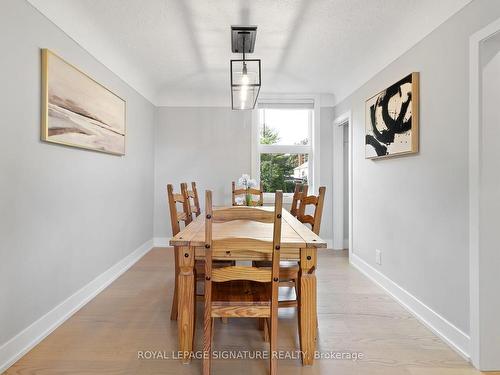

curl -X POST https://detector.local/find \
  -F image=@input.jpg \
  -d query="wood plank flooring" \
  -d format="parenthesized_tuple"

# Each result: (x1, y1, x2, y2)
(4, 248, 497, 375)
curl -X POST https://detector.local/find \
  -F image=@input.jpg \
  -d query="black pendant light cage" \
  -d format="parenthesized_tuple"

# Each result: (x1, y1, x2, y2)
(230, 26, 261, 110)
(230, 58, 261, 110)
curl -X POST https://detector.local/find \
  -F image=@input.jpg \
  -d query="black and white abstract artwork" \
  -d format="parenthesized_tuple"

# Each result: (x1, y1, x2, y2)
(365, 72, 419, 159)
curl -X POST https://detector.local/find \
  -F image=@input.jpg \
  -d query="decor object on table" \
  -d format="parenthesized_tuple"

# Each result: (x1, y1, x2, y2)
(365, 72, 419, 159)
(230, 26, 261, 110)
(41, 49, 126, 155)
(234, 196, 246, 206)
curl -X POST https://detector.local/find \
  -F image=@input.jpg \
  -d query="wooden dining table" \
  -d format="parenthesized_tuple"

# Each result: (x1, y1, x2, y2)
(169, 206, 327, 365)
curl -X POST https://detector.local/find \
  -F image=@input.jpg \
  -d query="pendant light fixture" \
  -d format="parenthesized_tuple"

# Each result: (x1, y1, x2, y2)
(230, 26, 261, 110)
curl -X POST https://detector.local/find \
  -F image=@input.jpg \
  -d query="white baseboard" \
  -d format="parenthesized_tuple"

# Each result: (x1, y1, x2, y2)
(331, 238, 349, 250)
(325, 238, 334, 249)
(153, 237, 170, 247)
(350, 253, 471, 361)
(0, 239, 153, 373)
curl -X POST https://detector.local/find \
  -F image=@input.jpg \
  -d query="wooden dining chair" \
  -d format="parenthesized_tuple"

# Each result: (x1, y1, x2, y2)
(278, 186, 326, 306)
(254, 182, 307, 279)
(169, 183, 234, 321)
(255, 186, 326, 309)
(290, 183, 308, 217)
(181, 182, 201, 219)
(297, 186, 326, 235)
(168, 183, 213, 318)
(232, 181, 264, 206)
(203, 190, 283, 375)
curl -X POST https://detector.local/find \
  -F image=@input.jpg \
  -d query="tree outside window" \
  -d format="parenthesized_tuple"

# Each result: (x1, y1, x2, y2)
(259, 123, 309, 193)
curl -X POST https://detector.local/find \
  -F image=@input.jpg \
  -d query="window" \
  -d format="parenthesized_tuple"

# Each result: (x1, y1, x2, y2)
(252, 98, 319, 201)
(260, 152, 309, 193)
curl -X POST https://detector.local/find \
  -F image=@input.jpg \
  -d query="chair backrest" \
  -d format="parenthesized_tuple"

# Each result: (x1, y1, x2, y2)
(204, 190, 283, 286)
(167, 183, 192, 236)
(290, 183, 308, 217)
(232, 181, 264, 206)
(181, 182, 201, 218)
(297, 186, 326, 235)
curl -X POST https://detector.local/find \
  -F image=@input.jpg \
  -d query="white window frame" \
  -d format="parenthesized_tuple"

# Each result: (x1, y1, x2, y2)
(251, 94, 321, 204)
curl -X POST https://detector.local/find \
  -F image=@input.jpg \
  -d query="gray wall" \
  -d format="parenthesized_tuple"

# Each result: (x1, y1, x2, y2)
(333, 0, 500, 334)
(154, 107, 252, 238)
(0, 0, 155, 346)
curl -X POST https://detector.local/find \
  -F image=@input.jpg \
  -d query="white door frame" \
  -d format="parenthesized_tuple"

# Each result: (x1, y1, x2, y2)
(469, 16, 500, 371)
(333, 111, 352, 252)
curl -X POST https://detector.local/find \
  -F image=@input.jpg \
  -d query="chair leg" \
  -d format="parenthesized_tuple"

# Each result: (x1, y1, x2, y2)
(263, 318, 270, 343)
(270, 314, 278, 375)
(203, 315, 212, 375)
(211, 318, 215, 342)
(258, 318, 265, 330)
(170, 248, 179, 320)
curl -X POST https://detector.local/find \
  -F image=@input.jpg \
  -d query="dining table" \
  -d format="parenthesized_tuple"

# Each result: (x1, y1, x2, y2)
(169, 206, 327, 365)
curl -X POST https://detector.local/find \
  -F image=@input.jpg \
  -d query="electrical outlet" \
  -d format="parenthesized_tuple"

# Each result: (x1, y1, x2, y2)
(375, 249, 382, 265)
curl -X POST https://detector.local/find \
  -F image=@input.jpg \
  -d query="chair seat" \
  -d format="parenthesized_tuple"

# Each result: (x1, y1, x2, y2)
(212, 280, 271, 305)
(196, 260, 234, 279)
(253, 261, 299, 279)
(210, 280, 272, 318)
(252, 261, 299, 308)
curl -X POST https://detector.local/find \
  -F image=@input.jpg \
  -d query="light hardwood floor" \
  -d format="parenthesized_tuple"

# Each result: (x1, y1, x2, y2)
(5, 248, 497, 375)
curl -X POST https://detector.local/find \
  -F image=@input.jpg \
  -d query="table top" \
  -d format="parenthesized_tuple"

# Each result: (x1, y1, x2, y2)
(170, 206, 327, 249)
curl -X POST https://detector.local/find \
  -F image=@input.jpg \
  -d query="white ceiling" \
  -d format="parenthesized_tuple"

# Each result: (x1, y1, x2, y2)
(28, 0, 471, 106)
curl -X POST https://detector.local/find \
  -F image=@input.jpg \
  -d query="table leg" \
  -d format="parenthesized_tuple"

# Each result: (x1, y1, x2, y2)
(298, 247, 317, 366)
(170, 246, 179, 320)
(177, 246, 195, 364)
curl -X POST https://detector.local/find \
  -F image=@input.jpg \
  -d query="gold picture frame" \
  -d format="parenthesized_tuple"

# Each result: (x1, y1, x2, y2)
(41, 49, 126, 155)
(365, 72, 419, 159)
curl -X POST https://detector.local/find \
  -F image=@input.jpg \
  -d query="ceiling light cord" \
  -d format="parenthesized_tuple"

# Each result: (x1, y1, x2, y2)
(242, 34, 246, 62)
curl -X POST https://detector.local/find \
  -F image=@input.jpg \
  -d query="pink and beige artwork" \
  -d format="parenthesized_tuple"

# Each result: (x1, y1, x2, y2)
(41, 49, 126, 155)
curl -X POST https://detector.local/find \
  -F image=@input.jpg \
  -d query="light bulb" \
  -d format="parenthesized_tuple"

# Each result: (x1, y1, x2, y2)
(240, 87, 248, 101)
(241, 62, 249, 85)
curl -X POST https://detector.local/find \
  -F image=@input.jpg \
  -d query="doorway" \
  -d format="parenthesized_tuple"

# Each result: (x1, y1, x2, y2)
(469, 19, 500, 371)
(333, 111, 351, 252)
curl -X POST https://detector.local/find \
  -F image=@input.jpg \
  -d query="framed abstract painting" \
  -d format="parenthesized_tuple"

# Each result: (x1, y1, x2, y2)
(41, 49, 126, 155)
(365, 72, 419, 159)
